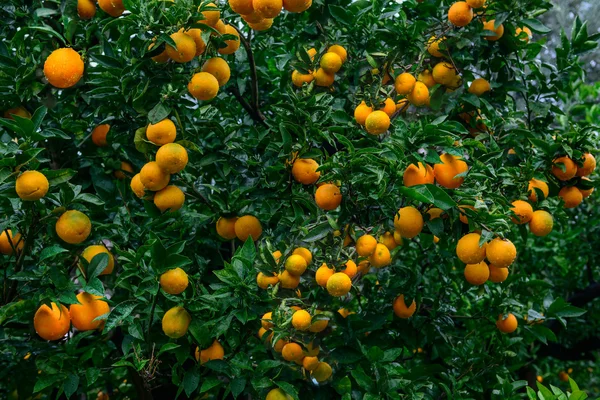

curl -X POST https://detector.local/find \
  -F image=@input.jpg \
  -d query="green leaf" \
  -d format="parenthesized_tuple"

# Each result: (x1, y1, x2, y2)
(303, 222, 332, 242)
(86, 253, 109, 280)
(275, 381, 299, 400)
(39, 245, 68, 261)
(63, 374, 79, 398)
(184, 368, 200, 397)
(522, 18, 552, 34)
(328, 5, 351, 25)
(148, 103, 171, 124)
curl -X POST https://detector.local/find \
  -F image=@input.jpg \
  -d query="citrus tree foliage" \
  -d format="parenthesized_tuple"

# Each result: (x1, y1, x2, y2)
(0, 0, 599, 399)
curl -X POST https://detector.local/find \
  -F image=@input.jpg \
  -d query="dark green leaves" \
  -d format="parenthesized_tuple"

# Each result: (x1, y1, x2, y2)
(399, 184, 457, 210)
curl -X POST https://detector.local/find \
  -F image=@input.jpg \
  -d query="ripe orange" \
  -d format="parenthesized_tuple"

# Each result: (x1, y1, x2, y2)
(77, 0, 96, 19)
(188, 72, 219, 101)
(292, 310, 311, 330)
(483, 20, 504, 41)
(292, 158, 320, 184)
(272, 337, 288, 352)
(515, 26, 533, 42)
(140, 161, 170, 191)
(146, 119, 176, 145)
(218, 25, 241, 55)
(354, 101, 373, 126)
(434, 153, 468, 189)
(149, 38, 169, 63)
(326, 272, 352, 297)
(486, 238, 516, 268)
(403, 162, 435, 187)
(292, 247, 312, 264)
(114, 161, 134, 180)
(496, 313, 518, 333)
(15, 170, 49, 201)
(427, 36, 445, 58)
(308, 312, 328, 333)
(379, 231, 400, 250)
(254, 0, 282, 18)
(578, 177, 594, 198)
(81, 244, 114, 275)
(558, 186, 583, 208)
(393, 294, 416, 318)
(160, 268, 189, 294)
(56, 210, 92, 244)
(186, 28, 207, 57)
(407, 81, 429, 106)
(272, 250, 282, 264)
(551, 156, 577, 181)
(464, 261, 490, 285)
(393, 206, 423, 239)
(315, 263, 334, 287)
(356, 234, 377, 256)
(201, 57, 230, 87)
(3, 106, 31, 119)
(303, 356, 319, 371)
(291, 70, 314, 87)
(340, 260, 357, 278)
(98, 0, 125, 17)
(0, 230, 23, 255)
(328, 44, 347, 63)
(395, 72, 417, 95)
(91, 124, 110, 147)
(379, 98, 396, 117)
(278, 270, 300, 289)
(468, 78, 491, 96)
(369, 243, 391, 268)
(365, 111, 391, 135)
(69, 292, 109, 331)
(200, 2, 220, 26)
(311, 362, 332, 382)
(156, 143, 188, 174)
(320, 52, 342, 74)
(229, 0, 254, 14)
(44, 48, 84, 88)
(234, 215, 262, 241)
(34, 302, 71, 341)
(216, 217, 238, 240)
(488, 264, 508, 283)
(510, 200, 533, 224)
(283, 0, 311, 12)
(418, 70, 436, 88)
(282, 342, 303, 361)
(576, 153, 596, 176)
(456, 233, 486, 264)
(165, 32, 196, 63)
(448, 2, 473, 27)
(162, 306, 191, 338)
(466, 0, 485, 7)
(529, 210, 553, 237)
(527, 178, 549, 202)
(285, 254, 307, 276)
(458, 204, 475, 224)
(313, 68, 335, 87)
(266, 388, 293, 400)
(432, 62, 458, 86)
(196, 340, 225, 364)
(257, 272, 279, 289)
(315, 183, 342, 210)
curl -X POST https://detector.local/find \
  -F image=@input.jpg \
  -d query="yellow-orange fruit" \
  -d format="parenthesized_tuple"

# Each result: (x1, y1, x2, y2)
(466, 0, 485, 7)
(529, 210, 553, 237)
(56, 210, 92, 244)
(278, 270, 300, 289)
(282, 342, 303, 361)
(326, 272, 351, 297)
(15, 170, 49, 201)
(292, 158, 320, 184)
(98, 0, 125, 17)
(3, 106, 31, 119)
(578, 177, 594, 198)
(69, 292, 109, 331)
(468, 78, 491, 96)
(418, 70, 436, 88)
(379, 98, 396, 117)
(283, 0, 311, 12)
(576, 153, 596, 176)
(200, 2, 220, 26)
(464, 261, 490, 285)
(292, 70, 314, 87)
(0, 230, 23, 255)
(91, 124, 110, 147)
(148, 38, 169, 63)
(483, 20, 504, 41)
(320, 52, 342, 74)
(395, 72, 416, 95)
(551, 156, 577, 181)
(156, 143, 188, 174)
(261, 311, 274, 329)
(201, 57, 230, 87)
(229, 0, 254, 14)
(393, 294, 416, 318)
(218, 25, 240, 55)
(292, 247, 312, 265)
(380, 231, 401, 250)
(515, 26, 533, 42)
(315, 183, 342, 210)
(292, 310, 311, 330)
(448, 2, 473, 27)
(370, 243, 391, 268)
(486, 238, 516, 268)
(254, 0, 282, 18)
(328, 44, 347, 63)
(458, 205, 475, 224)
(432, 62, 458, 86)
(196, 340, 225, 364)
(403, 162, 435, 187)
(257, 272, 279, 289)
(356, 234, 377, 257)
(407, 81, 429, 106)
(558, 186, 583, 208)
(488, 264, 508, 283)
(341, 260, 357, 278)
(161, 306, 191, 338)
(114, 161, 133, 180)
(160, 268, 189, 294)
(146, 119, 176, 145)
(394, 206, 423, 239)
(427, 36, 445, 58)
(154, 185, 185, 212)
(303, 356, 319, 371)
(165, 32, 196, 63)
(77, 0, 96, 19)
(365, 111, 391, 135)
(496, 313, 518, 333)
(511, 200, 533, 224)
(285, 254, 307, 276)
(434, 153, 468, 189)
(234, 215, 262, 241)
(266, 388, 293, 400)
(314, 68, 335, 87)
(216, 217, 238, 240)
(81, 244, 114, 275)
(527, 178, 550, 202)
(34, 303, 71, 341)
(456, 233, 486, 264)
(558, 371, 569, 382)
(312, 362, 332, 382)
(188, 72, 219, 101)
(354, 101, 373, 126)
(140, 161, 170, 191)
(315, 263, 334, 287)
(186, 28, 206, 57)
(241, 10, 265, 23)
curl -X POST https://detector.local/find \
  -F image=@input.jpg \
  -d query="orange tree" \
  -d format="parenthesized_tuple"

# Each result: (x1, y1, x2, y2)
(0, 0, 599, 399)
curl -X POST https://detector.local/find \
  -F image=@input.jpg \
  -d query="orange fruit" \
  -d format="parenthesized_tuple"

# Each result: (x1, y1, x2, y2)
(418, 70, 436, 88)
(282, 342, 303, 361)
(186, 28, 207, 57)
(576, 153, 596, 176)
(313, 68, 335, 87)
(356, 234, 377, 256)
(146, 119, 176, 145)
(234, 215, 262, 241)
(515, 26, 532, 42)
(341, 260, 358, 278)
(468, 78, 491, 96)
(354, 101, 373, 126)
(365, 110, 390, 135)
(483, 20, 504, 41)
(551, 156, 577, 181)
(393, 206, 423, 239)
(395, 72, 416, 95)
(69, 292, 109, 331)
(218, 25, 240, 55)
(56, 210, 92, 244)
(326, 272, 351, 297)
(312, 362, 332, 382)
(196, 340, 225, 364)
(558, 186, 583, 208)
(291, 70, 314, 87)
(272, 336, 288, 352)
(91, 124, 110, 147)
(188, 72, 219, 101)
(156, 143, 188, 174)
(216, 217, 238, 240)
(162, 306, 191, 338)
(229, 0, 254, 14)
(328, 44, 347, 63)
(529, 210, 553, 237)
(488, 264, 508, 283)
(140, 161, 170, 191)
(241, 10, 265, 23)
(407, 81, 429, 106)
(283, 0, 311, 12)
(148, 38, 169, 63)
(370, 243, 391, 268)
(527, 178, 549, 202)
(165, 32, 196, 63)
(308, 312, 328, 333)
(466, 0, 485, 7)
(266, 389, 293, 400)
(320, 52, 342, 74)
(510, 200, 533, 224)
(303, 356, 319, 371)
(292, 158, 320, 184)
(432, 62, 458, 86)
(486, 238, 516, 268)
(254, 0, 282, 18)
(34, 302, 71, 341)
(278, 270, 300, 289)
(427, 36, 445, 58)
(393, 294, 416, 318)
(315, 263, 334, 287)
(256, 272, 279, 289)
(261, 311, 274, 329)
(448, 2, 473, 27)
(291, 310, 311, 330)
(379, 231, 400, 250)
(114, 161, 134, 180)
(81, 244, 114, 275)
(15, 170, 49, 201)
(315, 183, 342, 210)
(458, 204, 475, 224)
(434, 153, 468, 189)
(160, 268, 189, 294)
(456, 233, 486, 264)
(291, 247, 312, 265)
(43, 48, 84, 88)
(3, 106, 31, 119)
(77, 0, 96, 19)
(201, 57, 230, 87)
(578, 177, 594, 198)
(0, 230, 23, 255)
(285, 254, 307, 276)
(403, 162, 435, 187)
(464, 261, 490, 285)
(200, 2, 220, 26)
(379, 98, 396, 117)
(496, 313, 518, 333)
(98, 0, 124, 17)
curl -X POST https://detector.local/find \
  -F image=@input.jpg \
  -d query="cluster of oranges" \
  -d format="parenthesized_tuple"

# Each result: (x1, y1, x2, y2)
(292, 44, 348, 88)
(229, 0, 312, 31)
(77, 0, 125, 19)
(552, 153, 596, 208)
(216, 214, 263, 242)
